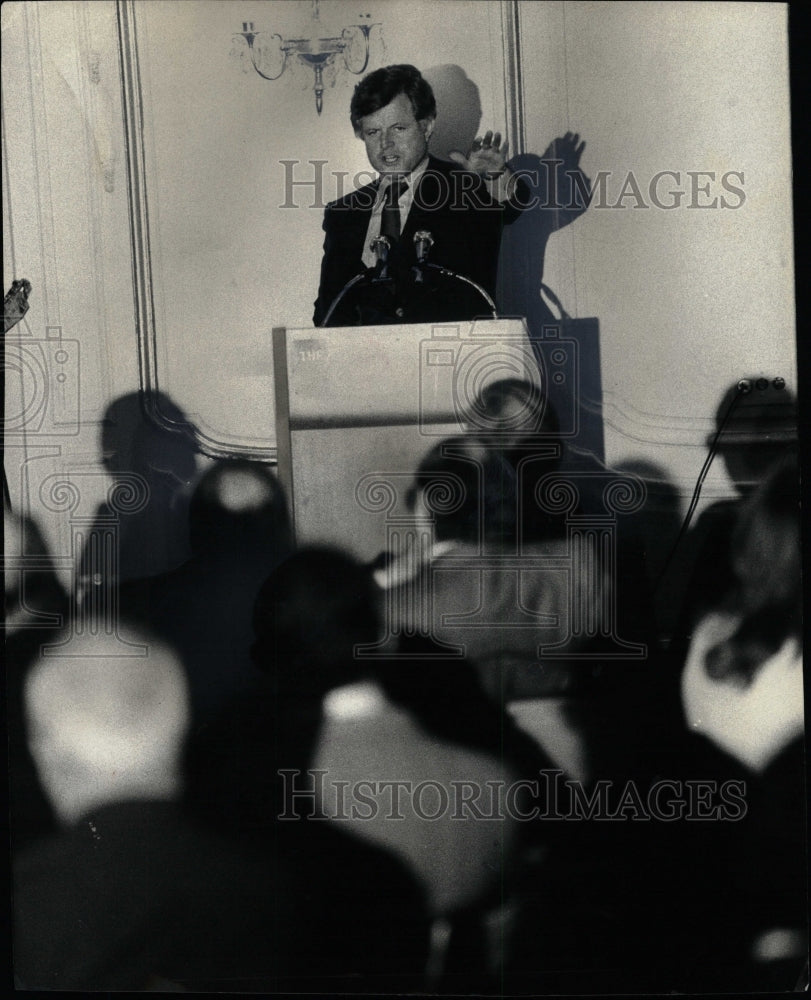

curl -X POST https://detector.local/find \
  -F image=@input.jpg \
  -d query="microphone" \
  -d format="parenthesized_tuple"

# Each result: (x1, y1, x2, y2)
(413, 230, 434, 265)
(370, 235, 391, 279)
(412, 231, 434, 285)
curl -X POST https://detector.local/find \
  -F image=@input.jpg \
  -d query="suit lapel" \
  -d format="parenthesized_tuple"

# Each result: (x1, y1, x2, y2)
(404, 158, 453, 242)
(331, 182, 377, 261)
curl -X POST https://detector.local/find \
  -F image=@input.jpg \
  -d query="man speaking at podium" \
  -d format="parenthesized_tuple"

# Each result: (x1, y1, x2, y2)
(313, 64, 527, 327)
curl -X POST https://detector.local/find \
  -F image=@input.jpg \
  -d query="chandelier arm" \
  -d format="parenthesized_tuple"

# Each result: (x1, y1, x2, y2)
(342, 25, 375, 76)
(248, 32, 288, 81)
(233, 21, 381, 111)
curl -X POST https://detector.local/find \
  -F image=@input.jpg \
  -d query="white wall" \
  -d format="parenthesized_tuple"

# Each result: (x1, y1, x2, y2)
(3, 0, 513, 578)
(134, 0, 509, 453)
(3, 0, 796, 590)
(518, 0, 795, 496)
(3, 1, 155, 580)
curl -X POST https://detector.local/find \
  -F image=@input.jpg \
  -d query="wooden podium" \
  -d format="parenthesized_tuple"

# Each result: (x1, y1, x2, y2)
(273, 317, 602, 561)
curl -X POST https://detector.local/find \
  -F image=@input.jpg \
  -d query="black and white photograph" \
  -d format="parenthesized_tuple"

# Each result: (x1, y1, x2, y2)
(3, 0, 806, 994)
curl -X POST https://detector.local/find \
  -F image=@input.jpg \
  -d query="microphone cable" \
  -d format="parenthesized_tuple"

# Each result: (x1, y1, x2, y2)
(319, 237, 395, 327)
(419, 263, 498, 319)
(319, 272, 373, 328)
(653, 378, 751, 594)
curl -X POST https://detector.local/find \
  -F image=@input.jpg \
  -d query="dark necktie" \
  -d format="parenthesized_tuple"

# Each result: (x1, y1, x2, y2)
(380, 177, 408, 245)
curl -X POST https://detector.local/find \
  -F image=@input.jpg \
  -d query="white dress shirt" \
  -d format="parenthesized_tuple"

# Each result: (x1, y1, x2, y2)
(681, 612, 804, 773)
(361, 156, 431, 269)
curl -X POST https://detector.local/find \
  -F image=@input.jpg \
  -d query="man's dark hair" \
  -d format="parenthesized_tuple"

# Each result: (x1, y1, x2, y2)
(251, 547, 380, 693)
(350, 64, 437, 132)
(187, 458, 292, 560)
(704, 456, 801, 686)
(407, 435, 517, 545)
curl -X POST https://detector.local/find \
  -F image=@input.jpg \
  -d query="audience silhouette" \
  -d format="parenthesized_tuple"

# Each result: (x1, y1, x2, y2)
(9, 375, 805, 993)
(120, 457, 294, 730)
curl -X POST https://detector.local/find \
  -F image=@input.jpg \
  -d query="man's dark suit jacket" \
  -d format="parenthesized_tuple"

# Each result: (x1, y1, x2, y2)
(313, 155, 527, 327)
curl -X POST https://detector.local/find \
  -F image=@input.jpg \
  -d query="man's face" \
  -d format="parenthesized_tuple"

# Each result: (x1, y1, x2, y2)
(356, 92, 434, 176)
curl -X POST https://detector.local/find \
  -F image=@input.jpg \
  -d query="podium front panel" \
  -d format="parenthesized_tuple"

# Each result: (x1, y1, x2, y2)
(273, 319, 540, 560)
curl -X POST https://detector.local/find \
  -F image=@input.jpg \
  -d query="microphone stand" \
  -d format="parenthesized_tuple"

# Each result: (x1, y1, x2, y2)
(319, 237, 393, 327)
(411, 230, 498, 318)
(319, 273, 371, 328)
(419, 264, 498, 318)
(320, 232, 500, 326)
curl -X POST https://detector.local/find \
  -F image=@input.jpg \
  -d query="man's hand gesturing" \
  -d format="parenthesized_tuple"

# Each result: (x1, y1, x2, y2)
(449, 130, 510, 179)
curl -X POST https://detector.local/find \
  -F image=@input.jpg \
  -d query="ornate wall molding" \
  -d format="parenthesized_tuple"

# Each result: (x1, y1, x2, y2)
(116, 0, 277, 461)
(500, 0, 526, 156)
(115, 0, 531, 463)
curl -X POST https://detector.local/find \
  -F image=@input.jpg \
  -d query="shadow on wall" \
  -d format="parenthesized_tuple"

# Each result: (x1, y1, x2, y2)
(78, 391, 199, 588)
(423, 65, 482, 162)
(423, 65, 594, 400)
(6, 506, 68, 853)
(498, 150, 590, 328)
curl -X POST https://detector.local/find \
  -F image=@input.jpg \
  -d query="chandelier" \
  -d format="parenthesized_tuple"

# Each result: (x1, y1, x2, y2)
(231, 1, 381, 115)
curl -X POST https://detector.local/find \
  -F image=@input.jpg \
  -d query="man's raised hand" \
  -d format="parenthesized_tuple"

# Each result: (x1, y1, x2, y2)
(449, 130, 510, 178)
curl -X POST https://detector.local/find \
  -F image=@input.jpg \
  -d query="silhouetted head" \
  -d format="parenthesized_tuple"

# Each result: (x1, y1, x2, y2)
(730, 456, 801, 614)
(711, 378, 797, 493)
(25, 628, 190, 825)
(251, 547, 381, 695)
(421, 65, 481, 161)
(407, 435, 518, 545)
(465, 378, 561, 463)
(705, 456, 801, 685)
(100, 392, 196, 480)
(187, 459, 293, 563)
